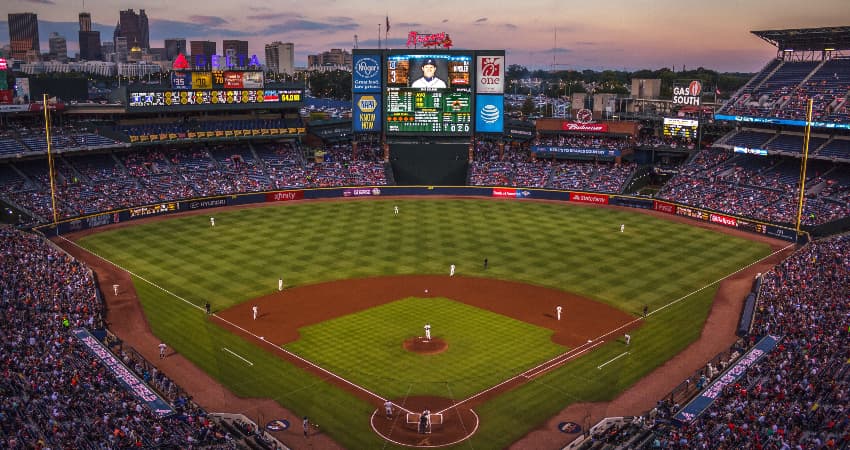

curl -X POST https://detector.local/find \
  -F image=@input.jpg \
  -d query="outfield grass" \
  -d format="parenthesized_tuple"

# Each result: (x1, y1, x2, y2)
(78, 199, 773, 448)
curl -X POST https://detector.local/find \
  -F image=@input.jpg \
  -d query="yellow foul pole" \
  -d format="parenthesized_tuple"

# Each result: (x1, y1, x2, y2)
(44, 94, 59, 225)
(795, 98, 813, 232)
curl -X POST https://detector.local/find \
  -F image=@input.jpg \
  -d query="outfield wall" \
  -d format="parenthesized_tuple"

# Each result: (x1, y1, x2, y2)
(36, 186, 800, 242)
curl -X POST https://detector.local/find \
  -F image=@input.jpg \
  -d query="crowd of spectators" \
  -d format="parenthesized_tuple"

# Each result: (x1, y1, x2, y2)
(0, 141, 389, 223)
(657, 148, 850, 226)
(628, 234, 850, 449)
(0, 225, 236, 449)
(468, 140, 636, 192)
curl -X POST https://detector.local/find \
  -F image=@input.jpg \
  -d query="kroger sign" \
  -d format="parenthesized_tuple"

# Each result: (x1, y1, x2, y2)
(353, 54, 382, 92)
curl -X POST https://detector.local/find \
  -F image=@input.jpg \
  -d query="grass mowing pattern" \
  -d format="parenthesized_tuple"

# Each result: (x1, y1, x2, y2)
(285, 297, 565, 399)
(78, 199, 772, 449)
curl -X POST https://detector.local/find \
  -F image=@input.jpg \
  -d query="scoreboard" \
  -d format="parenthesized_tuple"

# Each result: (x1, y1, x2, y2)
(663, 117, 699, 139)
(385, 54, 473, 135)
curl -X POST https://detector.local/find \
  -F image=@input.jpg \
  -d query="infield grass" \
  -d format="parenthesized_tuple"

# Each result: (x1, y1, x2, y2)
(78, 198, 773, 449)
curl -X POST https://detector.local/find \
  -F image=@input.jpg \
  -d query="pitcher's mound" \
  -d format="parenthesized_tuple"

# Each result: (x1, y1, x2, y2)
(403, 337, 448, 354)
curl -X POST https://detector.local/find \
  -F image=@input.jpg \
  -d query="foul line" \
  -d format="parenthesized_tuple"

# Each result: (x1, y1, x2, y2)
(222, 347, 254, 366)
(597, 351, 629, 370)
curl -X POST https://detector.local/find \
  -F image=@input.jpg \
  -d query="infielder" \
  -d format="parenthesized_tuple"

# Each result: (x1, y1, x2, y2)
(252, 305, 258, 320)
(624, 334, 631, 345)
(394, 205, 399, 215)
(112, 284, 119, 296)
(450, 264, 455, 277)
(158, 342, 167, 359)
(424, 323, 431, 340)
(384, 400, 393, 419)
(556, 305, 563, 321)
(278, 278, 283, 291)
(620, 223, 625, 233)
(210, 217, 215, 227)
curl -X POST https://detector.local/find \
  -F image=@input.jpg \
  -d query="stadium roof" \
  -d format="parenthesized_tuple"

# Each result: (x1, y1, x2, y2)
(751, 26, 850, 51)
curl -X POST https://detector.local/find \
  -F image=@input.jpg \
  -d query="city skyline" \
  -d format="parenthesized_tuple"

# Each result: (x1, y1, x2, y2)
(2, 0, 849, 71)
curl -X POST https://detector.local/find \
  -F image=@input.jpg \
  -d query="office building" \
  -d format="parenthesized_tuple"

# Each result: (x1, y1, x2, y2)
(114, 9, 149, 50)
(223, 40, 249, 66)
(48, 32, 68, 62)
(8, 13, 40, 61)
(190, 41, 216, 68)
(265, 41, 294, 74)
(165, 38, 186, 61)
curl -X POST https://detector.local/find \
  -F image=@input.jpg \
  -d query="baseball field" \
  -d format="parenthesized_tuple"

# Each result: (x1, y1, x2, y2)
(74, 198, 775, 448)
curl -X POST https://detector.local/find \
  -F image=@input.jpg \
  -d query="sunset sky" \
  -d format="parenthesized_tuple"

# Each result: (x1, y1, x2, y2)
(3, 0, 849, 72)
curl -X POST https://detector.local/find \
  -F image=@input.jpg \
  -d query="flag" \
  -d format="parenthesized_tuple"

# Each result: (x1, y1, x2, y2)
(386, 16, 390, 33)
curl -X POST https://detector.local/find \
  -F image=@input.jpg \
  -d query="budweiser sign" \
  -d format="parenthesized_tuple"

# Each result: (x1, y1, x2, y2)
(562, 122, 608, 133)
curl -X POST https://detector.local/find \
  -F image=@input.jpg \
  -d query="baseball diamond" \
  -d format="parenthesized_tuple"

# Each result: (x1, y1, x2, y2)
(57, 197, 789, 449)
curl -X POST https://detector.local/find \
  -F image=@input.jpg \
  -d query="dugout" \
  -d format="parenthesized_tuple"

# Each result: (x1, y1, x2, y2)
(389, 143, 468, 185)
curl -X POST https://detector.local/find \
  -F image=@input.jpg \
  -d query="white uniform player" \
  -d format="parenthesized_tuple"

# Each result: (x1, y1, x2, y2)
(624, 334, 631, 345)
(278, 278, 283, 291)
(620, 223, 625, 233)
(210, 217, 216, 227)
(424, 323, 431, 340)
(394, 205, 399, 215)
(252, 305, 258, 320)
(411, 58, 447, 89)
(450, 264, 455, 277)
(556, 305, 563, 321)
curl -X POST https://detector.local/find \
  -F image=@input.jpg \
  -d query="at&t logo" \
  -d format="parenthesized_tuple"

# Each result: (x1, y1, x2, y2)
(480, 103, 500, 124)
(355, 57, 380, 79)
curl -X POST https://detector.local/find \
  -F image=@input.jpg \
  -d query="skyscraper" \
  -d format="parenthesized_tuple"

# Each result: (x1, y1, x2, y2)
(190, 41, 217, 69)
(165, 38, 187, 61)
(114, 9, 149, 50)
(265, 41, 294, 75)
(79, 12, 103, 61)
(48, 32, 68, 62)
(79, 12, 91, 32)
(223, 40, 249, 66)
(8, 13, 40, 61)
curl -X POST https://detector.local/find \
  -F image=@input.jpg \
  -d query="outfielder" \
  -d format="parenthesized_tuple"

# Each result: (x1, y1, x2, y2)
(278, 278, 283, 291)
(394, 205, 399, 215)
(620, 223, 625, 233)
(252, 305, 258, 320)
(210, 217, 216, 227)
(424, 323, 431, 340)
(624, 334, 631, 345)
(556, 305, 563, 321)
(450, 264, 455, 277)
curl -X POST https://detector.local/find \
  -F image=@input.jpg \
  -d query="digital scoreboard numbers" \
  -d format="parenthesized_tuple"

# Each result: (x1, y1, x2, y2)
(384, 53, 473, 135)
(663, 117, 699, 139)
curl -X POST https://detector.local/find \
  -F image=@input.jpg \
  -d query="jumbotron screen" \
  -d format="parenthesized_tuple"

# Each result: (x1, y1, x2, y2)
(663, 117, 698, 139)
(385, 53, 472, 135)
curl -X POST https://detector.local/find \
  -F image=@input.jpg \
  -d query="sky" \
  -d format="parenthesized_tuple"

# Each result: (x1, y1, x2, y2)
(2, 0, 849, 72)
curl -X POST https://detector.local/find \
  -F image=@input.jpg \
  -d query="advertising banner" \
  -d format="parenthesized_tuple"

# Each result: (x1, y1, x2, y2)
(186, 198, 227, 210)
(353, 94, 382, 132)
(709, 213, 737, 228)
(129, 202, 180, 219)
(714, 114, 850, 131)
(653, 200, 676, 214)
(265, 190, 304, 202)
(674, 335, 779, 424)
(476, 55, 504, 93)
(569, 192, 609, 204)
(72, 328, 175, 418)
(191, 72, 213, 89)
(170, 72, 191, 90)
(561, 122, 609, 133)
(242, 72, 264, 89)
(343, 187, 382, 197)
(223, 71, 243, 89)
(672, 80, 702, 106)
(676, 205, 709, 221)
(532, 146, 620, 157)
(353, 54, 382, 93)
(492, 188, 531, 198)
(475, 94, 504, 133)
